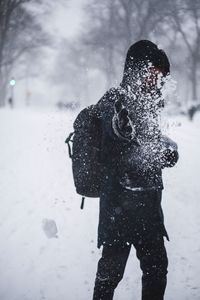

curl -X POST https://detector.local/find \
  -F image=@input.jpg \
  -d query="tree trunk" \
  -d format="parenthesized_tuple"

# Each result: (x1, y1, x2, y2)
(191, 58, 198, 102)
(0, 74, 6, 107)
(106, 44, 115, 89)
(188, 56, 199, 120)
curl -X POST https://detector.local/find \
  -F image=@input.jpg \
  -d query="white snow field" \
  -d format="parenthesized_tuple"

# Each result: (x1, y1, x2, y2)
(0, 107, 200, 300)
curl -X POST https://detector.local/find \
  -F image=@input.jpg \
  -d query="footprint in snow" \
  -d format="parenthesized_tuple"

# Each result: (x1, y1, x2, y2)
(42, 219, 58, 238)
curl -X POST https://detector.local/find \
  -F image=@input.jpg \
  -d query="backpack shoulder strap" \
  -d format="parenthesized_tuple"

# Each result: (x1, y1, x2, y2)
(74, 104, 101, 131)
(65, 132, 74, 158)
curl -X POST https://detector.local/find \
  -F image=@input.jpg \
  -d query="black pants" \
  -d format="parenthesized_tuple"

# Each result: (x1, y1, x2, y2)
(93, 235, 168, 300)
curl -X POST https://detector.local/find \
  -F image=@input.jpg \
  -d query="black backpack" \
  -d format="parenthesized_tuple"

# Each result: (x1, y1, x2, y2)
(65, 105, 103, 202)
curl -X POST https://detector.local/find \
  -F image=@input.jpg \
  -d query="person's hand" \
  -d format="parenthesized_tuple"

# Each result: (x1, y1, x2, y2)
(162, 149, 179, 168)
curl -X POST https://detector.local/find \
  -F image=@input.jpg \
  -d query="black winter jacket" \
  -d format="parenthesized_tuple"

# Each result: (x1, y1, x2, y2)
(94, 87, 178, 248)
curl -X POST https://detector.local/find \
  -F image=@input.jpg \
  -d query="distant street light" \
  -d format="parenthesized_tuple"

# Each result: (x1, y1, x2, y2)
(9, 77, 16, 108)
(10, 79, 16, 86)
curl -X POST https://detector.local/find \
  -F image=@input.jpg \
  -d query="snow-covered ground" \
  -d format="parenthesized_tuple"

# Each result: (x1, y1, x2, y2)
(0, 107, 199, 300)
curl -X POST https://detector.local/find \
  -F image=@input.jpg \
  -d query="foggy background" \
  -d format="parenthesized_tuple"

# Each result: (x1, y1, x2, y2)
(0, 0, 200, 118)
(0, 1, 200, 300)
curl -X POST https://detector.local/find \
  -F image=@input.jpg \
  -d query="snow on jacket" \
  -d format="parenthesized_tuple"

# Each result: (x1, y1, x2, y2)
(94, 86, 178, 248)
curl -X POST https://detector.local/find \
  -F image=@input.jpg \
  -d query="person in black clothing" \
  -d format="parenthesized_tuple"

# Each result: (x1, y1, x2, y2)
(92, 40, 179, 300)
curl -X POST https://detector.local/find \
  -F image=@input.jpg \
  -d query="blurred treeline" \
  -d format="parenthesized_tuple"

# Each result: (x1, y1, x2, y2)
(0, 0, 200, 119)
(55, 0, 200, 119)
(0, 0, 51, 106)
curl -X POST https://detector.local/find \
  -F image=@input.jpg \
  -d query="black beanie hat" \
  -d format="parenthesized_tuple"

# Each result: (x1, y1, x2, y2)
(124, 40, 170, 77)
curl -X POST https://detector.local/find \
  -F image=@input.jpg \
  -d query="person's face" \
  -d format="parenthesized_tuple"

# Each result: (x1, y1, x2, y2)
(126, 64, 166, 117)
(141, 66, 165, 112)
(145, 66, 164, 89)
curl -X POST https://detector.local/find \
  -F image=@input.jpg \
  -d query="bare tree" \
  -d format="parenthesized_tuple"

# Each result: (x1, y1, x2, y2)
(0, 0, 47, 106)
(53, 39, 91, 106)
(53, 0, 200, 114)
(168, 0, 200, 104)
(81, 0, 171, 88)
